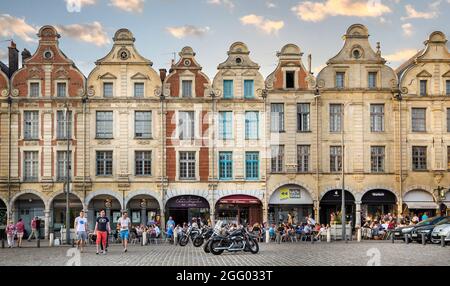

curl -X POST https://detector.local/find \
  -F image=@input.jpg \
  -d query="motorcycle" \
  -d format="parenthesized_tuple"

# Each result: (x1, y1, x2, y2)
(206, 221, 259, 255)
(178, 225, 201, 247)
(193, 226, 214, 247)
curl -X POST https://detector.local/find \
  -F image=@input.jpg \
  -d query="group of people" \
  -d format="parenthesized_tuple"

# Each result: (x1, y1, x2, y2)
(5, 217, 40, 248)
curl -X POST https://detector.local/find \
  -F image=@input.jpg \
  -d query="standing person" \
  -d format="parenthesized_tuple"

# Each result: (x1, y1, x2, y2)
(421, 212, 429, 221)
(6, 220, 16, 248)
(74, 210, 88, 253)
(15, 218, 25, 248)
(166, 216, 175, 231)
(118, 211, 131, 253)
(94, 210, 111, 255)
(27, 216, 39, 241)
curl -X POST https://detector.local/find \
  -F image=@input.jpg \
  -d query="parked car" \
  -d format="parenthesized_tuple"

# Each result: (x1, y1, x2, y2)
(431, 222, 450, 244)
(393, 225, 416, 240)
(410, 216, 450, 243)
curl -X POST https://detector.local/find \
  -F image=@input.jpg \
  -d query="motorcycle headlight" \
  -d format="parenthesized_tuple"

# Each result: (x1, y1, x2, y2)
(402, 227, 413, 233)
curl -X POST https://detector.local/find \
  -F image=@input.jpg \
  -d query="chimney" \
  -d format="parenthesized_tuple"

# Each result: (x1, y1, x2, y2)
(159, 68, 167, 83)
(168, 59, 175, 74)
(8, 41, 19, 77)
(308, 54, 312, 75)
(21, 49, 32, 67)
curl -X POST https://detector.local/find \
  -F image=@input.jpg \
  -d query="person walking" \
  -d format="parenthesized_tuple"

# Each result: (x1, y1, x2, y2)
(94, 210, 111, 255)
(74, 210, 88, 253)
(15, 218, 25, 248)
(27, 216, 39, 241)
(6, 220, 16, 248)
(118, 211, 131, 253)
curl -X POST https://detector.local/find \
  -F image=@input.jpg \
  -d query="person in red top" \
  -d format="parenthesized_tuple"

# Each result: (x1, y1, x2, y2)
(15, 218, 25, 248)
(6, 220, 16, 248)
(27, 216, 39, 241)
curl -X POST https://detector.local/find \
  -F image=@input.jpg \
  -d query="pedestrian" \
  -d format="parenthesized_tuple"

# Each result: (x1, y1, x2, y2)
(6, 219, 16, 248)
(15, 218, 25, 248)
(167, 216, 175, 231)
(421, 212, 428, 221)
(94, 210, 111, 255)
(118, 211, 131, 253)
(74, 210, 88, 253)
(27, 216, 39, 241)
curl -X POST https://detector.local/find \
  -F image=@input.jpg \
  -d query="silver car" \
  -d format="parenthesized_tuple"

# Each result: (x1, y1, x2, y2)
(431, 223, 450, 244)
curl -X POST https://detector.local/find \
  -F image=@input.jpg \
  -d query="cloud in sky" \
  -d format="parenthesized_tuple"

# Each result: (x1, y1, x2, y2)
(166, 25, 211, 39)
(65, 0, 96, 12)
(56, 22, 110, 46)
(240, 14, 284, 35)
(291, 0, 392, 22)
(402, 23, 413, 37)
(384, 48, 419, 63)
(109, 0, 145, 13)
(207, 0, 235, 10)
(401, 2, 440, 20)
(0, 14, 37, 42)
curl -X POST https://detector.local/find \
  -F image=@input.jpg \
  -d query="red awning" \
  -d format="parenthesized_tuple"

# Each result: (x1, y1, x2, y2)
(218, 195, 261, 205)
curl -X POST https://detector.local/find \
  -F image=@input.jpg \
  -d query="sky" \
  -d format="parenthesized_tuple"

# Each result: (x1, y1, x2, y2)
(0, 0, 449, 78)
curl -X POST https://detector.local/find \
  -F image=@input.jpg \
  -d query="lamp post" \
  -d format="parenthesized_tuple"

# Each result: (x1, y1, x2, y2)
(341, 103, 346, 242)
(64, 103, 71, 245)
(434, 186, 447, 216)
(209, 88, 221, 225)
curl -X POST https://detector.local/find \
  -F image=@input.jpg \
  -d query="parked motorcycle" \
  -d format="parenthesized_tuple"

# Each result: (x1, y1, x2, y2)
(205, 221, 259, 255)
(178, 225, 201, 247)
(193, 226, 214, 247)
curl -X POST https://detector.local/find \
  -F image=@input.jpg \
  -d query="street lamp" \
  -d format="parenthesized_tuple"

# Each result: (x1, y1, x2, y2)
(209, 88, 221, 225)
(64, 102, 71, 245)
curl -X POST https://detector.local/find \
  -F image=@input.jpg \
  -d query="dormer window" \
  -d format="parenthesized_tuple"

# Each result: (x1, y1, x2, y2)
(182, 80, 193, 98)
(29, 82, 40, 97)
(420, 80, 427, 96)
(103, 82, 113, 98)
(56, 82, 67, 97)
(286, 71, 295, 89)
(368, 72, 377, 89)
(244, 80, 254, 99)
(336, 72, 345, 89)
(446, 80, 450, 95)
(134, 82, 144, 98)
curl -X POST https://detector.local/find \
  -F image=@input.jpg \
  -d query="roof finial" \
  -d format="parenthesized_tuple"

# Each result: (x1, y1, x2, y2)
(376, 42, 381, 56)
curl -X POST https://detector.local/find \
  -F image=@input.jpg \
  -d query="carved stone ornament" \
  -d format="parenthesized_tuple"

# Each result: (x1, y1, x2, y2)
(12, 89, 19, 97)
(118, 48, 130, 60)
(1, 89, 8, 97)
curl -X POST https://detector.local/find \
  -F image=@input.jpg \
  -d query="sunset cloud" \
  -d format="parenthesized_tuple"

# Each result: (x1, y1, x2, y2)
(402, 23, 413, 37)
(240, 14, 284, 35)
(207, 0, 235, 10)
(384, 48, 419, 63)
(0, 14, 37, 42)
(109, 0, 145, 13)
(166, 25, 210, 39)
(56, 22, 110, 46)
(401, 2, 440, 20)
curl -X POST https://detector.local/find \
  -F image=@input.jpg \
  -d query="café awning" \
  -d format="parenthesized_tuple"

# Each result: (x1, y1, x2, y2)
(404, 202, 438, 210)
(218, 195, 261, 205)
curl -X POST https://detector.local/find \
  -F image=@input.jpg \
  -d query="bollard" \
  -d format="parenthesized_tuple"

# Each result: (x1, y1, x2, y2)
(357, 228, 362, 242)
(142, 231, 147, 246)
(326, 228, 331, 243)
(37, 238, 40, 248)
(441, 236, 446, 248)
(405, 234, 410, 244)
(391, 233, 395, 244)
(49, 233, 54, 247)
(174, 232, 178, 246)
(421, 233, 426, 246)
(265, 229, 269, 244)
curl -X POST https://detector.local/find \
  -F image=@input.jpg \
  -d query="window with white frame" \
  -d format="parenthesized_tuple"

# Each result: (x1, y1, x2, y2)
(57, 151, 71, 181)
(447, 146, 450, 170)
(23, 151, 38, 181)
(329, 104, 343, 132)
(419, 80, 427, 96)
(335, 72, 345, 88)
(412, 146, 427, 171)
(135, 111, 152, 139)
(370, 104, 384, 132)
(24, 111, 39, 140)
(297, 145, 310, 173)
(245, 111, 259, 139)
(446, 80, 450, 96)
(179, 151, 196, 180)
(330, 146, 342, 173)
(56, 82, 67, 97)
(96, 151, 113, 176)
(371, 146, 385, 173)
(134, 83, 145, 98)
(96, 111, 113, 138)
(223, 80, 233, 99)
(56, 110, 72, 139)
(179, 111, 195, 140)
(244, 80, 254, 99)
(447, 108, 450, 132)
(219, 111, 232, 140)
(271, 103, 284, 132)
(29, 82, 40, 97)
(182, 80, 193, 98)
(411, 108, 426, 132)
(271, 145, 284, 173)
(103, 82, 113, 98)
(286, 71, 295, 89)
(219, 152, 233, 180)
(297, 103, 310, 132)
(135, 151, 152, 176)
(368, 72, 377, 89)
(245, 152, 259, 180)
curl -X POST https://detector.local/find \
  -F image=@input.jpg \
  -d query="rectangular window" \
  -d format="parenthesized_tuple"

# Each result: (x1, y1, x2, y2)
(446, 80, 450, 96)
(103, 82, 113, 98)
(420, 80, 427, 96)
(30, 82, 39, 97)
(448, 146, 450, 170)
(23, 151, 38, 181)
(56, 110, 72, 139)
(368, 72, 377, 89)
(219, 152, 233, 180)
(223, 80, 233, 99)
(134, 83, 144, 98)
(447, 108, 450, 132)
(271, 145, 284, 173)
(24, 111, 39, 140)
(412, 146, 427, 171)
(179, 151, 196, 180)
(371, 146, 385, 173)
(297, 103, 310, 132)
(219, 111, 232, 140)
(244, 80, 254, 99)
(336, 72, 345, 88)
(271, 103, 284, 132)
(96, 111, 113, 139)
(135, 151, 152, 176)
(411, 108, 426, 132)
(245, 152, 259, 180)
(96, 151, 113, 176)
(56, 82, 66, 97)
(330, 104, 343, 132)
(245, 111, 259, 140)
(370, 104, 384, 132)
(330, 146, 342, 173)
(182, 80, 192, 98)
(135, 111, 152, 139)
(57, 151, 72, 181)
(286, 71, 295, 89)
(297, 145, 310, 173)
(179, 111, 195, 140)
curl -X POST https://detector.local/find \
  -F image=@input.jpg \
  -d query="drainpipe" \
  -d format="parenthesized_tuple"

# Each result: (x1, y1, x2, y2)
(315, 87, 320, 222)
(160, 89, 166, 229)
(7, 94, 12, 219)
(209, 89, 217, 225)
(82, 94, 88, 207)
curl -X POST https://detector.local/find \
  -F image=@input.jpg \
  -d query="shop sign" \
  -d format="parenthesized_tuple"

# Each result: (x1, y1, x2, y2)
(280, 188, 301, 200)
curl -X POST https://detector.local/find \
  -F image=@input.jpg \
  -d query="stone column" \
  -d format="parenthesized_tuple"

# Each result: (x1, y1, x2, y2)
(44, 209, 50, 239)
(313, 200, 319, 223)
(355, 201, 362, 227)
(209, 199, 215, 226)
(105, 207, 111, 222)
(159, 208, 166, 231)
(87, 208, 95, 231)
(140, 206, 147, 226)
(262, 200, 269, 224)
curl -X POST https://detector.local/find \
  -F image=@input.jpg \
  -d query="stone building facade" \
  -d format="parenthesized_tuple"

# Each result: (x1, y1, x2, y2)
(0, 24, 449, 237)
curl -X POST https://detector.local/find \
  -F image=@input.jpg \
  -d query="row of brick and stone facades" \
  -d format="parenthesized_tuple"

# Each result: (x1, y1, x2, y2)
(0, 24, 449, 237)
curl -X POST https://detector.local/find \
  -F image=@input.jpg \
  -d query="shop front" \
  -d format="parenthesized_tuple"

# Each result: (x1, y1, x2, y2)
(215, 195, 262, 226)
(0, 199, 6, 228)
(13, 193, 45, 236)
(126, 195, 160, 226)
(165, 195, 210, 225)
(443, 191, 450, 216)
(319, 190, 355, 225)
(361, 189, 397, 220)
(51, 193, 83, 232)
(87, 195, 122, 230)
(268, 185, 314, 225)
(403, 190, 437, 218)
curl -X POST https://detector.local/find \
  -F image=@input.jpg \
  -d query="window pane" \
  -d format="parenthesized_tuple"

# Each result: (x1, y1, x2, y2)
(24, 111, 39, 139)
(182, 80, 192, 97)
(271, 103, 284, 132)
(30, 83, 39, 97)
(244, 80, 254, 98)
(219, 152, 233, 180)
(420, 80, 427, 96)
(446, 80, 450, 96)
(286, 71, 295, 89)
(103, 83, 113, 97)
(245, 152, 259, 180)
(134, 83, 144, 98)
(297, 103, 310, 132)
(135, 111, 152, 138)
(57, 151, 72, 181)
(370, 104, 384, 132)
(330, 146, 342, 172)
(179, 151, 196, 179)
(371, 146, 385, 173)
(223, 80, 233, 99)
(24, 151, 38, 181)
(330, 104, 342, 132)
(96, 111, 113, 138)
(447, 108, 450, 133)
(57, 110, 72, 139)
(297, 145, 310, 173)
(336, 72, 345, 88)
(179, 111, 195, 139)
(368, 72, 377, 89)
(57, 83, 66, 97)
(271, 145, 284, 173)
(96, 151, 113, 176)
(245, 111, 259, 139)
(135, 151, 152, 176)
(412, 146, 427, 170)
(411, 108, 426, 132)
(219, 111, 232, 140)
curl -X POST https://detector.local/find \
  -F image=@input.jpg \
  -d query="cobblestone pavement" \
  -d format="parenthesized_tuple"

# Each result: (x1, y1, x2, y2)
(0, 240, 449, 266)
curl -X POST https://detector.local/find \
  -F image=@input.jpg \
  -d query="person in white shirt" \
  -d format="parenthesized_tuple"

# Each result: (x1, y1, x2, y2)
(118, 211, 131, 253)
(74, 210, 88, 253)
